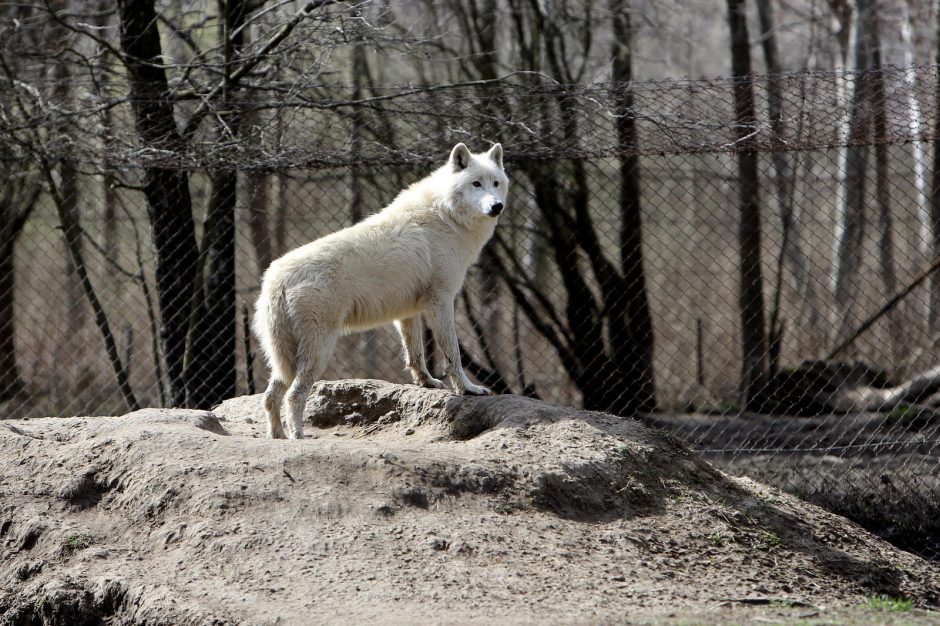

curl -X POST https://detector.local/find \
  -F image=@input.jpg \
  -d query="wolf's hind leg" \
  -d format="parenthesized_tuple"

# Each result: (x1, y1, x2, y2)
(262, 378, 288, 439)
(395, 316, 446, 389)
(284, 333, 337, 438)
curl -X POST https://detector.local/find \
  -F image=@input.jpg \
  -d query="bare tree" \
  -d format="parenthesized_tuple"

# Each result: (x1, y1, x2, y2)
(829, 0, 855, 314)
(611, 0, 656, 410)
(931, 2, 940, 332)
(756, 0, 823, 369)
(445, 0, 506, 380)
(727, 0, 768, 409)
(246, 166, 274, 276)
(93, 1, 120, 256)
(900, 0, 930, 270)
(271, 112, 289, 258)
(50, 41, 87, 396)
(348, 37, 380, 378)
(834, 0, 878, 343)
(471, 0, 659, 413)
(869, 8, 902, 360)
(117, 0, 200, 407)
(1, 2, 140, 410)
(0, 4, 43, 401)
(114, 0, 344, 407)
(0, 166, 41, 400)
(185, 0, 251, 408)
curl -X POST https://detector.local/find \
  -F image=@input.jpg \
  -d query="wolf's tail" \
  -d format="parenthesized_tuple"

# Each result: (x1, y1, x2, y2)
(253, 279, 297, 384)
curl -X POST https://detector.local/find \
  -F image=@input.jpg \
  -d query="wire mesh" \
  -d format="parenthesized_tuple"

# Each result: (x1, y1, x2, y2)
(2, 64, 940, 558)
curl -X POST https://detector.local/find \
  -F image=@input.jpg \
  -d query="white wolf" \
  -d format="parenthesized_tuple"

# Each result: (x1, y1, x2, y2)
(253, 143, 508, 439)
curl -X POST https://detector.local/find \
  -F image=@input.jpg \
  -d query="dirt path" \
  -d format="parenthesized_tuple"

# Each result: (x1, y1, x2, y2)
(1, 380, 938, 624)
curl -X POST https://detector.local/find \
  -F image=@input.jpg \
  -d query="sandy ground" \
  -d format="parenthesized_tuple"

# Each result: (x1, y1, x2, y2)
(1, 380, 938, 625)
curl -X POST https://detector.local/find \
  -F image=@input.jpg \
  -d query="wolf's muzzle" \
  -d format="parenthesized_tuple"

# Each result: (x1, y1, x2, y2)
(488, 202, 504, 217)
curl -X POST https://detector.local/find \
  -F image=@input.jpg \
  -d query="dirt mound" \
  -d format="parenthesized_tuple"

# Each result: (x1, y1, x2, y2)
(1, 380, 938, 625)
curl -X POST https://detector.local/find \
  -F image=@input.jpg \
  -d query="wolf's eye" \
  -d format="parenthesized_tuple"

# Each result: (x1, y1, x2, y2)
(494, 181, 499, 187)
(472, 181, 482, 187)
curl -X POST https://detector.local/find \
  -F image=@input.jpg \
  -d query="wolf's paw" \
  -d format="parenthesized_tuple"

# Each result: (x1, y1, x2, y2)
(417, 376, 448, 390)
(268, 422, 287, 439)
(461, 383, 492, 396)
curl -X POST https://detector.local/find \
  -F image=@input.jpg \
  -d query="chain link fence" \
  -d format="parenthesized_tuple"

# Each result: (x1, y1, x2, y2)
(2, 64, 940, 558)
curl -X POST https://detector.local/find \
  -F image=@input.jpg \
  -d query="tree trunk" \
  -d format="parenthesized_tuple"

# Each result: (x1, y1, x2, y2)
(900, 2, 929, 267)
(834, 0, 876, 342)
(95, 1, 119, 256)
(727, 0, 768, 409)
(187, 170, 238, 407)
(54, 153, 84, 401)
(34, 146, 140, 413)
(756, 0, 822, 355)
(247, 171, 273, 275)
(117, 0, 199, 407)
(243, 21, 273, 276)
(830, 0, 855, 327)
(557, 91, 646, 415)
(458, 0, 504, 378)
(47, 49, 90, 410)
(186, 0, 248, 408)
(0, 7, 39, 402)
(272, 112, 289, 257)
(474, 0, 657, 415)
(869, 13, 902, 361)
(473, 0, 503, 368)
(930, 2, 940, 332)
(349, 39, 379, 378)
(611, 0, 656, 412)
(0, 240, 23, 399)
(102, 145, 119, 257)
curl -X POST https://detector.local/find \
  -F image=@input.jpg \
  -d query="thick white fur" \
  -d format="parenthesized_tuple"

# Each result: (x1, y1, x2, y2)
(253, 143, 508, 439)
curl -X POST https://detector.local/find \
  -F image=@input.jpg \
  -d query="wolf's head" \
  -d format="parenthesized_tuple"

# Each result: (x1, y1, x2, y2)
(445, 143, 508, 220)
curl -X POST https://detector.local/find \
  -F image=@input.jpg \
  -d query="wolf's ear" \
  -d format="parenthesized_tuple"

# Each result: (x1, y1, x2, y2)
(450, 143, 472, 171)
(487, 143, 504, 169)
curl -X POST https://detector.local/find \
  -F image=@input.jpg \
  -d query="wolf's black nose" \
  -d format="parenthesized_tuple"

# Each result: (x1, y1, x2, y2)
(490, 202, 504, 216)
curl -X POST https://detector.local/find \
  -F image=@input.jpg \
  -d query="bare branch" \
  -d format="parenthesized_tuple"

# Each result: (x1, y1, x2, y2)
(181, 0, 345, 138)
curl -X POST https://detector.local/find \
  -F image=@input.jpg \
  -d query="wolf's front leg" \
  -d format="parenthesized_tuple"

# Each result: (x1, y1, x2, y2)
(426, 300, 491, 396)
(395, 316, 446, 389)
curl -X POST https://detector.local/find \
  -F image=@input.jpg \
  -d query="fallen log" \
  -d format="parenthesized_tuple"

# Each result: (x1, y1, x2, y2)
(822, 364, 940, 413)
(756, 361, 940, 416)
